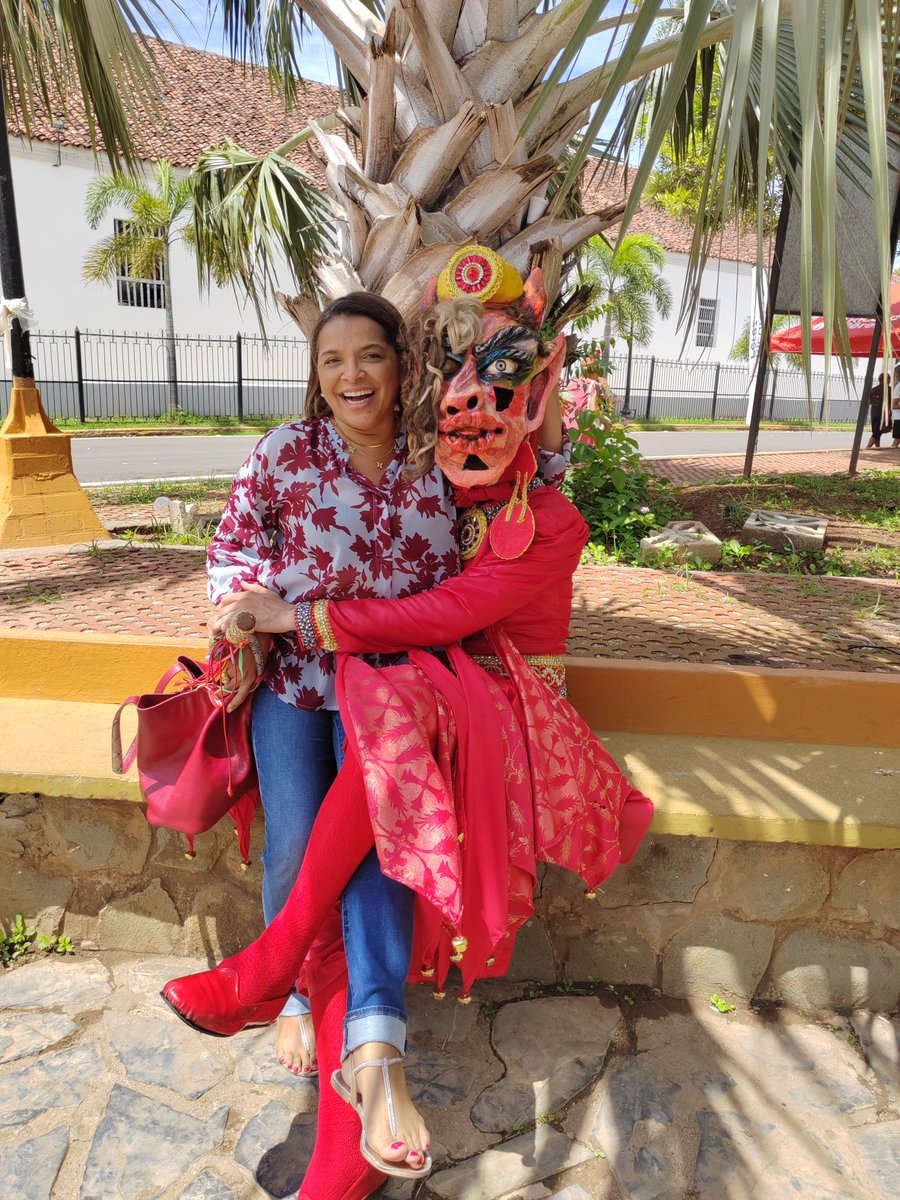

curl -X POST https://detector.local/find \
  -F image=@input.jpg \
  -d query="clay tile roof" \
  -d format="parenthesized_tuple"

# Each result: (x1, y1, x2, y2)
(6, 39, 343, 187)
(582, 159, 770, 266)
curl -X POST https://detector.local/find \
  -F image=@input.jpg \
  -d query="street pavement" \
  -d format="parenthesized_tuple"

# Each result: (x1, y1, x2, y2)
(0, 954, 896, 1200)
(69, 430, 862, 486)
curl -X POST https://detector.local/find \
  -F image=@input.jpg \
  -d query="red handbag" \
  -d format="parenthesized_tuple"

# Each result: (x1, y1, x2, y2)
(111, 647, 260, 863)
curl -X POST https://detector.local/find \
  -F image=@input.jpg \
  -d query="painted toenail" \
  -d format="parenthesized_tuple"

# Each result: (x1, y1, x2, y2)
(390, 1141, 405, 1149)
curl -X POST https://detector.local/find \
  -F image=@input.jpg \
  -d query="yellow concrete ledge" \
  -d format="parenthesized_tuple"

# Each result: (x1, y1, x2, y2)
(2, 630, 897, 747)
(1, 698, 897, 849)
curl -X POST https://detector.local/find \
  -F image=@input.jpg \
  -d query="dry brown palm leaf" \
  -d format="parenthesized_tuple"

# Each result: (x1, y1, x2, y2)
(333, 189, 369, 266)
(526, 236, 564, 306)
(390, 102, 484, 205)
(487, 0, 519, 43)
(419, 209, 468, 245)
(381, 239, 470, 315)
(314, 253, 364, 302)
(359, 196, 422, 290)
(453, 0, 488, 60)
(297, 0, 372, 86)
(465, 1, 590, 106)
(276, 291, 321, 340)
(446, 155, 557, 241)
(399, 0, 476, 120)
(363, 10, 397, 183)
(499, 206, 626, 272)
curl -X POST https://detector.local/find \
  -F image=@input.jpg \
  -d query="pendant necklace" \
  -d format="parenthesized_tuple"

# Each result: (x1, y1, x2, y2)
(334, 422, 397, 470)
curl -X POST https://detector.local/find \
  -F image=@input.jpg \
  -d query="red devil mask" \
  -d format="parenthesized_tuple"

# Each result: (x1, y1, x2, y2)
(427, 255, 566, 488)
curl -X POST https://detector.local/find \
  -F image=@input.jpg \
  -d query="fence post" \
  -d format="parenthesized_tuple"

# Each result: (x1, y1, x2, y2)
(74, 326, 86, 424)
(236, 333, 244, 424)
(644, 355, 655, 419)
(767, 367, 778, 419)
(710, 362, 721, 422)
(817, 393, 826, 423)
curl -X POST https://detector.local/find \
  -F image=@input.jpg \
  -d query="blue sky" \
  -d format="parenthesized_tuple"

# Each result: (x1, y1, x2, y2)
(155, 2, 629, 108)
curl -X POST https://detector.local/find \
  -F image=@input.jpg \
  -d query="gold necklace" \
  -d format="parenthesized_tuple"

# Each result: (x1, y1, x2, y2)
(333, 422, 397, 470)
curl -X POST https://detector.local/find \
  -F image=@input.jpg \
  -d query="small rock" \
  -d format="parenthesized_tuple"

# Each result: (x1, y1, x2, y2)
(767, 928, 900, 1012)
(0, 1011, 77, 1064)
(80, 1084, 227, 1199)
(831, 851, 899, 929)
(719, 843, 830, 922)
(0, 860, 73, 939)
(43, 796, 151, 874)
(405, 1048, 477, 1109)
(640, 520, 722, 565)
(0, 1127, 69, 1199)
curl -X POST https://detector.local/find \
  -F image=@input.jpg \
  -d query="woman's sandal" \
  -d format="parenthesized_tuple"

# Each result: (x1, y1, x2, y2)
(278, 1012, 318, 1078)
(331, 1055, 432, 1180)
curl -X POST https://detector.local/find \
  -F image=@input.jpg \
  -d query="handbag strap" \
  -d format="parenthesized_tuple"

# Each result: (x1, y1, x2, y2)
(111, 696, 140, 774)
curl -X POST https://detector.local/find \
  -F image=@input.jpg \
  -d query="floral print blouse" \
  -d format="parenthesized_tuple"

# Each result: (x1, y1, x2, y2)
(208, 417, 567, 711)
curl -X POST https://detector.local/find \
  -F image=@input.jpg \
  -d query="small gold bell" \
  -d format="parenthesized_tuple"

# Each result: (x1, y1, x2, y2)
(184, 850, 197, 861)
(457, 992, 472, 1005)
(240, 860, 250, 872)
(432, 989, 446, 1001)
(421, 967, 435, 978)
(457, 831, 465, 844)
(485, 956, 496, 967)
(585, 890, 597, 900)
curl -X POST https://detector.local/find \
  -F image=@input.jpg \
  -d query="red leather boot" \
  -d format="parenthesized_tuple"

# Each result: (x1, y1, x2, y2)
(162, 756, 376, 1035)
(299, 956, 386, 1200)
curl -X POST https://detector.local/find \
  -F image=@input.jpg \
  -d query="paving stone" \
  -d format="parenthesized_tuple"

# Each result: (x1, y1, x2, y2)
(565, 925, 657, 986)
(178, 1169, 239, 1200)
(767, 927, 900, 1012)
(0, 1043, 104, 1127)
(98, 878, 182, 954)
(43, 796, 151, 873)
(719, 843, 830, 921)
(0, 957, 111, 1012)
(0, 859, 73, 939)
(104, 1009, 230, 1100)
(544, 1188, 594, 1200)
(181, 881, 266, 960)
(80, 1085, 227, 1199)
(743, 509, 827, 552)
(640, 521, 722, 566)
(849, 1012, 899, 1099)
(849, 1121, 900, 1200)
(0, 1010, 76, 1064)
(0, 1126, 69, 1199)
(233, 1100, 316, 1198)
(661, 914, 775, 1001)
(428, 1124, 593, 1200)
(831, 850, 899, 929)
(406, 1047, 478, 1109)
(693, 1109, 775, 1194)
(472, 997, 620, 1134)
(406, 981, 480, 1044)
(111, 956, 211, 1011)
(505, 916, 557, 982)
(587, 835, 716, 907)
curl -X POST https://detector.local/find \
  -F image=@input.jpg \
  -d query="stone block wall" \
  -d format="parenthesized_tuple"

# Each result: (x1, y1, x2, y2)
(1, 792, 898, 1013)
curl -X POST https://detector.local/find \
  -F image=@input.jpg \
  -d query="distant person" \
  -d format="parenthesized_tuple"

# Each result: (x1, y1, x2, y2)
(865, 372, 891, 449)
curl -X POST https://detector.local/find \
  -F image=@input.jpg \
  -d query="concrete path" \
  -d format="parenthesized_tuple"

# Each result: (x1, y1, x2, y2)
(0, 953, 896, 1200)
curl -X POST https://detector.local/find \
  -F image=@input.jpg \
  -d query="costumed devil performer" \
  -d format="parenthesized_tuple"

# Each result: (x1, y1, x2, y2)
(162, 246, 654, 1198)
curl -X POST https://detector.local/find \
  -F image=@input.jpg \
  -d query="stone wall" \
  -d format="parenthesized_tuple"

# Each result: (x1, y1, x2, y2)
(2, 792, 898, 1013)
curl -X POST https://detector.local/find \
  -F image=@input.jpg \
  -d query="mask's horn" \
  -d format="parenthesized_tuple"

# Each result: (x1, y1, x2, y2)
(422, 275, 439, 308)
(519, 267, 547, 327)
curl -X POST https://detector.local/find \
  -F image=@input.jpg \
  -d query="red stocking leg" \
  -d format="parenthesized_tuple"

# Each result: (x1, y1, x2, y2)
(162, 755, 376, 1032)
(299, 962, 386, 1200)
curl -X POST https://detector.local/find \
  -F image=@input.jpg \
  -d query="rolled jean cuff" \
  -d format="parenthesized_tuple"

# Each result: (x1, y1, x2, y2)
(342, 1009, 408, 1060)
(280, 991, 310, 1019)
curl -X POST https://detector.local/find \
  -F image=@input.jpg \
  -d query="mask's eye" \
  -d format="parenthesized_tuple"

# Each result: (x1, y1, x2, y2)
(483, 357, 516, 378)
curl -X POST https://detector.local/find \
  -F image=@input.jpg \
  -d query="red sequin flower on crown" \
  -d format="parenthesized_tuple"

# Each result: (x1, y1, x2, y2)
(455, 253, 494, 295)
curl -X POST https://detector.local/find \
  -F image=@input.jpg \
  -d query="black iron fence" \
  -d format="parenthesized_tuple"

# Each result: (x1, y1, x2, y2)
(0, 329, 310, 423)
(606, 353, 862, 423)
(0, 329, 864, 424)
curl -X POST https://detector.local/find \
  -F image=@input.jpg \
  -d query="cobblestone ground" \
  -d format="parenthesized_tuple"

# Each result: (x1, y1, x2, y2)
(0, 955, 896, 1200)
(2, 544, 898, 672)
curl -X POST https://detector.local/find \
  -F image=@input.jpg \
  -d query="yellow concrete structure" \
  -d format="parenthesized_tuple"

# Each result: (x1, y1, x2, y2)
(0, 379, 108, 547)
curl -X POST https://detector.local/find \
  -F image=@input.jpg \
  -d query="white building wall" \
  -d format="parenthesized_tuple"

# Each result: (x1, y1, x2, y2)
(9, 138, 302, 339)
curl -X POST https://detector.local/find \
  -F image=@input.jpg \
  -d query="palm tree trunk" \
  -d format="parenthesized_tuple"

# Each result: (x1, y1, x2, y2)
(163, 241, 178, 415)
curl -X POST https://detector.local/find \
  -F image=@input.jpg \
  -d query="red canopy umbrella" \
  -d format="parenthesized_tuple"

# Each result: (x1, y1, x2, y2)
(769, 281, 900, 355)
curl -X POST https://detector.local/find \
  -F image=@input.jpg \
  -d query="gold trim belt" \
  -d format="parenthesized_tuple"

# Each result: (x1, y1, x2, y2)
(470, 653, 566, 694)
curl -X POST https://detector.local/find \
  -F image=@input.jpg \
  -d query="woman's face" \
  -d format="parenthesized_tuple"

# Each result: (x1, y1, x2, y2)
(316, 314, 400, 437)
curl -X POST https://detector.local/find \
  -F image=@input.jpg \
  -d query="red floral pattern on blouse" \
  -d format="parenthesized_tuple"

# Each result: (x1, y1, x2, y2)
(207, 419, 460, 710)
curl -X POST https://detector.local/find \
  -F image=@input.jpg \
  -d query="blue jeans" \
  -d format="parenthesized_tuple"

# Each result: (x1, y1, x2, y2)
(252, 685, 413, 1055)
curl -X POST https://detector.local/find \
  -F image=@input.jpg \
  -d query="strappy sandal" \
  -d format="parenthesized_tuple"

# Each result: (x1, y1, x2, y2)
(331, 1054, 433, 1180)
(278, 1012, 318, 1078)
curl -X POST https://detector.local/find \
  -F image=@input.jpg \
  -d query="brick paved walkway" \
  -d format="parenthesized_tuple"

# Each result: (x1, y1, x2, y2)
(648, 445, 900, 484)
(3, 544, 898, 673)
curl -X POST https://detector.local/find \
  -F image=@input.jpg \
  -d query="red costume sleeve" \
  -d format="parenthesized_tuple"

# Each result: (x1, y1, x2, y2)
(313, 490, 588, 655)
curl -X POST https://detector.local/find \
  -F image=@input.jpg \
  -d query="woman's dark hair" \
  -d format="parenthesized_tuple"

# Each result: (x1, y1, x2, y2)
(304, 292, 407, 419)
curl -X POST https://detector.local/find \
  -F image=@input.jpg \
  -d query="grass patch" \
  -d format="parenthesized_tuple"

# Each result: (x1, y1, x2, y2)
(87, 478, 231, 506)
(58, 413, 282, 434)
